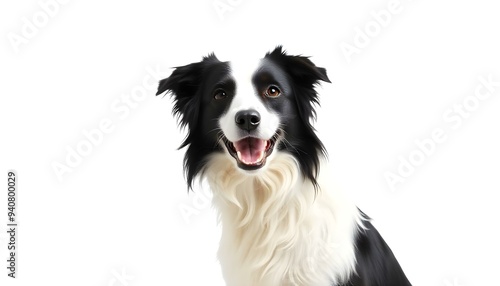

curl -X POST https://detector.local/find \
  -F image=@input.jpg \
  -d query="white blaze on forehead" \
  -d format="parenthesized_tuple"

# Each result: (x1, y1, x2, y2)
(218, 57, 280, 143)
(230, 56, 261, 99)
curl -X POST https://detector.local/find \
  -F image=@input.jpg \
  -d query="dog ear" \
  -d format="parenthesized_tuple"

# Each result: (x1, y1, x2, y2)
(156, 60, 206, 131)
(156, 54, 221, 132)
(266, 46, 331, 85)
(266, 46, 330, 123)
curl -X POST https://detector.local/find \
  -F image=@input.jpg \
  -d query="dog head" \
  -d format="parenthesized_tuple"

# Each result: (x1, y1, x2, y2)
(157, 46, 330, 188)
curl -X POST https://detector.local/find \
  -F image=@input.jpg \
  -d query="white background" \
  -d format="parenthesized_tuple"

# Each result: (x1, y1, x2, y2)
(1, 0, 499, 285)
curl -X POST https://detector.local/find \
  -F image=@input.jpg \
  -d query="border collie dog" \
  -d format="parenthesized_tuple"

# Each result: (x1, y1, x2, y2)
(156, 47, 411, 286)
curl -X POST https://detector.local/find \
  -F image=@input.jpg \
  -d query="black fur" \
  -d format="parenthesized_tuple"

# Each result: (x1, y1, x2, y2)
(263, 47, 330, 187)
(156, 54, 230, 188)
(341, 212, 412, 286)
(156, 47, 411, 286)
(156, 46, 329, 188)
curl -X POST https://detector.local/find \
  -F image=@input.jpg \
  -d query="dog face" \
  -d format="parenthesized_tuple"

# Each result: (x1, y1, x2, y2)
(156, 46, 330, 188)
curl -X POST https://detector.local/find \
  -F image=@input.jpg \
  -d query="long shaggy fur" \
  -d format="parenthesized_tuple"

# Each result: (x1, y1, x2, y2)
(156, 46, 412, 286)
(205, 152, 361, 286)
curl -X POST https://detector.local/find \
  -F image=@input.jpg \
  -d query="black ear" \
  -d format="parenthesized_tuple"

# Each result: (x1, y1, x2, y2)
(266, 46, 331, 85)
(156, 61, 203, 131)
(156, 54, 219, 133)
(265, 46, 330, 122)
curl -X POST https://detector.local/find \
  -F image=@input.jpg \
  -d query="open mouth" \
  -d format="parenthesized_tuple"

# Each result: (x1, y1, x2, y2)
(223, 133, 279, 170)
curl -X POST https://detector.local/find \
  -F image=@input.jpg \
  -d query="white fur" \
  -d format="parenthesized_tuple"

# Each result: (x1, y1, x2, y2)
(218, 60, 280, 142)
(205, 56, 363, 285)
(203, 151, 363, 286)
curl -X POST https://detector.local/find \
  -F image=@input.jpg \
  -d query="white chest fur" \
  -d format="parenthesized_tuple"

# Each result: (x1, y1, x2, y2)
(204, 153, 362, 286)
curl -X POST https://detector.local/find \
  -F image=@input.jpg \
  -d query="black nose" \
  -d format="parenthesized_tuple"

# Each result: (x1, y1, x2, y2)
(235, 110, 261, 131)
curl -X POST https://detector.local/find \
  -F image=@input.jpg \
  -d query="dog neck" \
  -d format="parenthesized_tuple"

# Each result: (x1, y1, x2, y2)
(204, 152, 360, 286)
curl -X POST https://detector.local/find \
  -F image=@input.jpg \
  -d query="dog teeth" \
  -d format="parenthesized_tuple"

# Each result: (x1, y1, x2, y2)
(256, 151, 264, 162)
(236, 151, 265, 165)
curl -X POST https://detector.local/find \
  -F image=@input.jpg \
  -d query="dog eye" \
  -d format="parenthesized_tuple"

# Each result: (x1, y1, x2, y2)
(214, 89, 227, 100)
(265, 85, 281, 98)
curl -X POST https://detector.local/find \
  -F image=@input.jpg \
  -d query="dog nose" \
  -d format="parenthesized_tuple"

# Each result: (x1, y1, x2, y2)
(235, 110, 261, 131)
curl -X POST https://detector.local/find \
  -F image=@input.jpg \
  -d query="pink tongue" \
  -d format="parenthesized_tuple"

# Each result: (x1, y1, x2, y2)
(233, 138, 267, 164)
